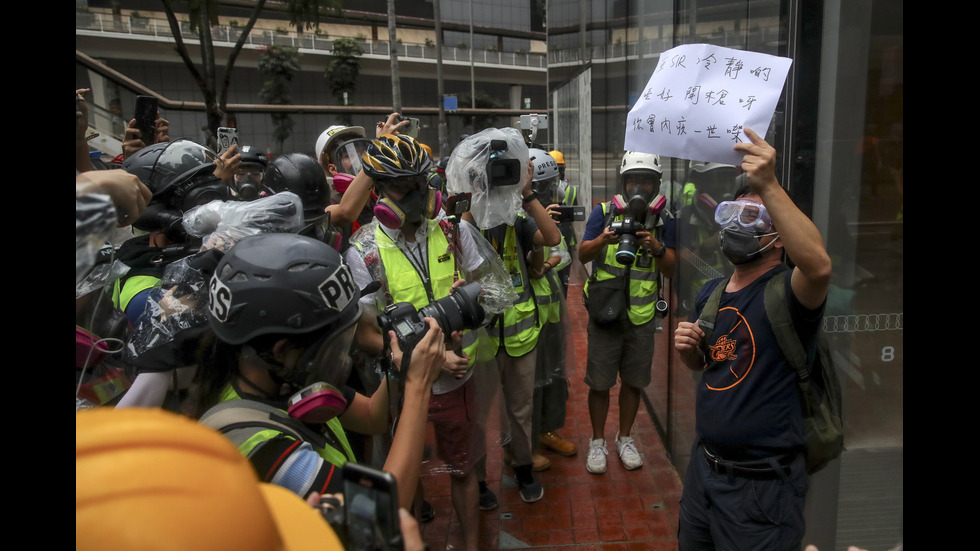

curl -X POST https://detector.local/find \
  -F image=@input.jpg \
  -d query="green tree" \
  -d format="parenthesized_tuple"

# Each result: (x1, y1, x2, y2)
(159, 0, 341, 141)
(258, 45, 302, 154)
(324, 37, 363, 124)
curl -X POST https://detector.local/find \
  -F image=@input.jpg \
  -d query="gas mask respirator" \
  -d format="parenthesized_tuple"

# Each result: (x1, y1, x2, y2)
(374, 183, 442, 229)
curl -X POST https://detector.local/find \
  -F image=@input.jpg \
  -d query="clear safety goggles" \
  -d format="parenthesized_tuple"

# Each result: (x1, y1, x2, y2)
(714, 200, 773, 232)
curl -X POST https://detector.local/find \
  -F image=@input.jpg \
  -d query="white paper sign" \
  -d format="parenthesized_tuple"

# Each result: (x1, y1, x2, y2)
(624, 44, 792, 166)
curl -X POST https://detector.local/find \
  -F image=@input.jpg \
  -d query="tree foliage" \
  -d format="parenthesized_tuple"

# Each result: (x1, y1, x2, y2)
(258, 45, 302, 153)
(325, 37, 363, 110)
(159, 0, 341, 142)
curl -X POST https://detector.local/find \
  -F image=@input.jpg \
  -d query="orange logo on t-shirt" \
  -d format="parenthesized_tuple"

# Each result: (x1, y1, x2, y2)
(708, 335, 739, 362)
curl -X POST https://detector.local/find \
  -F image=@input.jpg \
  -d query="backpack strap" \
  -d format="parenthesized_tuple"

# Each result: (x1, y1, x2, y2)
(763, 273, 810, 381)
(200, 399, 328, 449)
(696, 276, 730, 357)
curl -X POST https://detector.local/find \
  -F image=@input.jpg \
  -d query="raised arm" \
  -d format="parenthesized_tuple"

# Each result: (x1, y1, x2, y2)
(735, 128, 831, 309)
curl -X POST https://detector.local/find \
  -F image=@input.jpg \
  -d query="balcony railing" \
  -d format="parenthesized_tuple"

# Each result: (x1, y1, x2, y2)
(76, 11, 546, 70)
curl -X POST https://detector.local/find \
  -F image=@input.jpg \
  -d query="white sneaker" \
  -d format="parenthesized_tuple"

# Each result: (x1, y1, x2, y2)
(586, 438, 608, 474)
(615, 432, 643, 470)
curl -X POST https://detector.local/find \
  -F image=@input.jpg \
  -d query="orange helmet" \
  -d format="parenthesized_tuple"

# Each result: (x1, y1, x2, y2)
(548, 150, 565, 165)
(76, 408, 343, 551)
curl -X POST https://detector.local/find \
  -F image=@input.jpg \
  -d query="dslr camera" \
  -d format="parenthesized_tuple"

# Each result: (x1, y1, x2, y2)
(377, 281, 486, 354)
(609, 217, 647, 265)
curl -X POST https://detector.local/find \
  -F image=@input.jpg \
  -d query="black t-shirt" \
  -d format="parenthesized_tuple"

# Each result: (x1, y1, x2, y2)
(692, 265, 823, 460)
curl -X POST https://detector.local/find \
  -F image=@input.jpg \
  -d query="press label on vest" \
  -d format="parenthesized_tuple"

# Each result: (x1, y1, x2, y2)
(319, 265, 356, 311)
(209, 275, 233, 322)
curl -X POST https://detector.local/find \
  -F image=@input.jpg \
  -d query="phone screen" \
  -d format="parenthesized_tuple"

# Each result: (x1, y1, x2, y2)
(343, 463, 401, 550)
(134, 95, 158, 144)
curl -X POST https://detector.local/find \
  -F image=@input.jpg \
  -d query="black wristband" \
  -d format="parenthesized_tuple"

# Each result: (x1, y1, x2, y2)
(651, 243, 667, 258)
(522, 194, 536, 205)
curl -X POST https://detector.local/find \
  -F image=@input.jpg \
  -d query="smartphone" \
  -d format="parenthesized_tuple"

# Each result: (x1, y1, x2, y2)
(443, 192, 472, 216)
(343, 462, 402, 551)
(519, 113, 548, 130)
(216, 127, 239, 155)
(134, 95, 158, 144)
(400, 117, 420, 139)
(554, 205, 586, 223)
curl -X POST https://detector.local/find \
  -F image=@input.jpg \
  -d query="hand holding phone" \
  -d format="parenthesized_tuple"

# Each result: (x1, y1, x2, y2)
(217, 127, 239, 155)
(399, 117, 420, 139)
(343, 463, 402, 550)
(134, 95, 158, 145)
(553, 205, 586, 223)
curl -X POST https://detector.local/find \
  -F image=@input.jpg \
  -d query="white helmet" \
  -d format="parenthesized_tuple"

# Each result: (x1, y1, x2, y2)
(688, 160, 734, 173)
(620, 151, 663, 175)
(528, 148, 559, 182)
(314, 125, 366, 162)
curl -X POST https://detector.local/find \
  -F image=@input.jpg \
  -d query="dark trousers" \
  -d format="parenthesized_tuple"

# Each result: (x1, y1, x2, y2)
(678, 441, 808, 551)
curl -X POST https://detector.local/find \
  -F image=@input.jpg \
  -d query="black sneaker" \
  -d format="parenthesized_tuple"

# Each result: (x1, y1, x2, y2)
(479, 486, 499, 511)
(518, 479, 544, 503)
(418, 500, 435, 523)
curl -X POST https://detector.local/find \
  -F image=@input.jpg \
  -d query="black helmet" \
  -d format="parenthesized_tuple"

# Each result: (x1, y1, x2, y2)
(206, 233, 361, 389)
(263, 153, 329, 223)
(238, 145, 268, 169)
(207, 233, 360, 345)
(123, 139, 230, 232)
(360, 134, 432, 185)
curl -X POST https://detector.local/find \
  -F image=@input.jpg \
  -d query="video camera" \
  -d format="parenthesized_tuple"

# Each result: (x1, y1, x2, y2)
(486, 139, 522, 187)
(377, 281, 485, 356)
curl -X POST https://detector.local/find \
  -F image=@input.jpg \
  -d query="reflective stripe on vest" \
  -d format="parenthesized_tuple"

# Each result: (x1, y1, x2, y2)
(584, 202, 660, 326)
(531, 270, 561, 325)
(113, 274, 160, 313)
(376, 221, 483, 364)
(217, 386, 355, 468)
(485, 223, 540, 356)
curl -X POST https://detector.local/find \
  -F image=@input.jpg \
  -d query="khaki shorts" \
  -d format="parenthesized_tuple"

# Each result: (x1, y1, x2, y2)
(584, 318, 657, 391)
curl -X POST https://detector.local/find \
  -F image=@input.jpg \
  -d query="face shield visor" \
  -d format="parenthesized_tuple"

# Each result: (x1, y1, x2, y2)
(532, 175, 560, 204)
(283, 309, 360, 423)
(150, 140, 220, 192)
(329, 138, 372, 176)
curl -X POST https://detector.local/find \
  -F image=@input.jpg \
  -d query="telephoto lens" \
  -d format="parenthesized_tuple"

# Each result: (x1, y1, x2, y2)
(420, 281, 486, 334)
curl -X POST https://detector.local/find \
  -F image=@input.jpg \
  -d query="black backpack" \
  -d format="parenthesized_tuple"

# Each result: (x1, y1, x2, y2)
(697, 272, 844, 474)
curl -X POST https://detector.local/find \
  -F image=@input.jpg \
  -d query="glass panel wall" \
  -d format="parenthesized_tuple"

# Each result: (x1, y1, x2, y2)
(548, 0, 902, 548)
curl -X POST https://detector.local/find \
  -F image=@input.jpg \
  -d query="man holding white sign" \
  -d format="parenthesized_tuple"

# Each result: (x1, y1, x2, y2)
(673, 128, 831, 550)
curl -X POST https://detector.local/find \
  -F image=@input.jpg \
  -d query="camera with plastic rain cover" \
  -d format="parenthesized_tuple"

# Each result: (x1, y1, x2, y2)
(486, 139, 522, 187)
(377, 281, 485, 356)
(609, 217, 648, 265)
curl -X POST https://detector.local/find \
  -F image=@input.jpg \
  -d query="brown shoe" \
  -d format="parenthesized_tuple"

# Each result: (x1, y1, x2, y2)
(503, 448, 552, 472)
(540, 431, 578, 457)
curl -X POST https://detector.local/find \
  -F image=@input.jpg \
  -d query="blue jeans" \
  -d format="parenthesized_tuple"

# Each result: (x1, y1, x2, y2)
(678, 441, 808, 551)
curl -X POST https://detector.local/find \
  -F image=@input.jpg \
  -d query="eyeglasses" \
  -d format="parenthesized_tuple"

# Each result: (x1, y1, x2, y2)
(714, 200, 773, 231)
